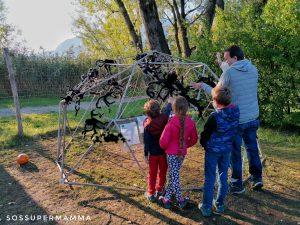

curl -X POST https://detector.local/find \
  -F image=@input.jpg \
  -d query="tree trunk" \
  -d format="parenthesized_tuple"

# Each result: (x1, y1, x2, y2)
(3, 48, 23, 137)
(170, 4, 182, 55)
(138, 0, 171, 54)
(114, 0, 143, 52)
(173, 0, 191, 57)
(203, 0, 217, 31)
(216, 0, 224, 10)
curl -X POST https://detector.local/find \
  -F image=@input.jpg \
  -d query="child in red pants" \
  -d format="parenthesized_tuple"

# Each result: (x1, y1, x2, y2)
(143, 97, 173, 202)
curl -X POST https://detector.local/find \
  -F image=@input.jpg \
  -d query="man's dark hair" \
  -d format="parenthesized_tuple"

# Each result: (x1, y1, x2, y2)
(225, 45, 244, 60)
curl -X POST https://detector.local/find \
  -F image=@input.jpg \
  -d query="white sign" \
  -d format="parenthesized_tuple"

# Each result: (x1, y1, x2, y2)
(120, 122, 140, 145)
(136, 116, 147, 133)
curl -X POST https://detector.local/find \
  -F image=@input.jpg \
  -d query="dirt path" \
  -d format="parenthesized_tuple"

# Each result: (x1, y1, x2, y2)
(1, 138, 300, 225)
(0, 96, 148, 117)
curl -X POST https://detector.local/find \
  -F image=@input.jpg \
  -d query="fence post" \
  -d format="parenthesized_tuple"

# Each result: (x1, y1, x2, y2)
(3, 48, 23, 137)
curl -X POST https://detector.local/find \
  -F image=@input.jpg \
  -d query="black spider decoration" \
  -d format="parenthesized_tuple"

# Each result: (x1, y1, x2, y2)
(61, 87, 84, 106)
(81, 68, 100, 82)
(94, 92, 116, 111)
(146, 71, 180, 100)
(92, 131, 126, 144)
(82, 109, 108, 139)
(96, 59, 117, 76)
(91, 78, 124, 111)
(144, 69, 215, 119)
(136, 52, 164, 77)
(107, 78, 124, 95)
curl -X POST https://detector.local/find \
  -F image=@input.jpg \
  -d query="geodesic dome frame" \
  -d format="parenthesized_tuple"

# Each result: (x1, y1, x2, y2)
(56, 51, 264, 192)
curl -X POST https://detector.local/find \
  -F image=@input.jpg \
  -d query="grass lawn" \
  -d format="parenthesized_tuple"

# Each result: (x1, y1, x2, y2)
(0, 95, 100, 109)
(0, 96, 61, 109)
(0, 112, 299, 225)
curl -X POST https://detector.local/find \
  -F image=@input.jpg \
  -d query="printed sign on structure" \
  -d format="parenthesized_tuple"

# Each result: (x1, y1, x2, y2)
(136, 116, 147, 134)
(120, 122, 140, 145)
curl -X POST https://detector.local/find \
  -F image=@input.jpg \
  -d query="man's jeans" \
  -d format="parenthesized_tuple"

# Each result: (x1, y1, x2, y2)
(203, 151, 231, 208)
(231, 119, 262, 187)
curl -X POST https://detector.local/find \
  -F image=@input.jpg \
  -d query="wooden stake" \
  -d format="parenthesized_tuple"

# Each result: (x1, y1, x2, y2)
(3, 48, 23, 137)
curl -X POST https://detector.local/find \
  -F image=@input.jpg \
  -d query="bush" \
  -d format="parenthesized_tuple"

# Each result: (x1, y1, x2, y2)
(192, 0, 300, 127)
(0, 52, 96, 98)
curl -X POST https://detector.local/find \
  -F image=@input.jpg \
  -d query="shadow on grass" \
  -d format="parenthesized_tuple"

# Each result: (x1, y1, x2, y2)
(80, 198, 142, 225)
(1, 130, 58, 163)
(3, 123, 300, 225)
(1, 134, 35, 150)
(254, 189, 300, 212)
(268, 159, 300, 172)
(0, 165, 57, 225)
(74, 169, 184, 225)
(74, 169, 242, 225)
(237, 190, 300, 224)
(19, 162, 39, 173)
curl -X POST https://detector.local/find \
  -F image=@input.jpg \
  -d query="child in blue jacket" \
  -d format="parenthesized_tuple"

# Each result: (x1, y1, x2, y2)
(199, 85, 240, 217)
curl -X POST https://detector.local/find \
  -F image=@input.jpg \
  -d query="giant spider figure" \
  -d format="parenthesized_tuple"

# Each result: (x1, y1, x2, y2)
(91, 78, 124, 111)
(136, 52, 170, 78)
(145, 69, 216, 119)
(82, 109, 108, 139)
(146, 71, 182, 100)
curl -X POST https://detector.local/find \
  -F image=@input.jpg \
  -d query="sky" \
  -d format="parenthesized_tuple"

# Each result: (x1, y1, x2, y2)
(4, 0, 76, 51)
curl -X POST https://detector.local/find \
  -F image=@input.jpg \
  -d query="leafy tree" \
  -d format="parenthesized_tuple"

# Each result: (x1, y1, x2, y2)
(193, 0, 300, 126)
(138, 0, 171, 54)
(159, 0, 209, 57)
(73, 0, 143, 59)
(0, 0, 18, 48)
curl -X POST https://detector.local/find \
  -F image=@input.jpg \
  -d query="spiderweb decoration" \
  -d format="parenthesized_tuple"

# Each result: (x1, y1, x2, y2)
(57, 51, 219, 191)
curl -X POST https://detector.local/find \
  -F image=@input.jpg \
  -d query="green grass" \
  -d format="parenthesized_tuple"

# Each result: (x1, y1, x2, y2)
(0, 95, 101, 109)
(0, 96, 61, 109)
(0, 98, 147, 149)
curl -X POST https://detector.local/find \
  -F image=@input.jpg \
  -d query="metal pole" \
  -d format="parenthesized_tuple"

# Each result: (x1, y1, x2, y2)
(113, 120, 146, 178)
(57, 101, 63, 161)
(67, 144, 94, 176)
(115, 64, 136, 119)
(60, 103, 67, 183)
(64, 181, 145, 192)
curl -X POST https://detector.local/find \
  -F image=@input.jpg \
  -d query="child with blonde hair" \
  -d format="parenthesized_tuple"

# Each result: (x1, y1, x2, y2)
(143, 97, 173, 202)
(159, 96, 198, 209)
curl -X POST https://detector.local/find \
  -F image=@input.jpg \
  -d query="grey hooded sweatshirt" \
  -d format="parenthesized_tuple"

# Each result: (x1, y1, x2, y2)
(202, 59, 259, 124)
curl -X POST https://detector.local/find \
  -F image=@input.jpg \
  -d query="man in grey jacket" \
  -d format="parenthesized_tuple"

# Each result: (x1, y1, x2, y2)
(191, 45, 263, 194)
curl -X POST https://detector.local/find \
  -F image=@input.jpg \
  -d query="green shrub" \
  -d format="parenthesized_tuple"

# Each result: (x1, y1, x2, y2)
(192, 0, 300, 127)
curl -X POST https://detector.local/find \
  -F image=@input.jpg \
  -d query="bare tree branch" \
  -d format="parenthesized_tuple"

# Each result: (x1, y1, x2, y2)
(189, 12, 204, 25)
(186, 1, 204, 16)
(164, 12, 174, 25)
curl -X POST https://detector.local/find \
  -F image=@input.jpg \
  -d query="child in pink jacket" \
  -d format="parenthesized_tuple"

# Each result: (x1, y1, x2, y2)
(159, 96, 198, 209)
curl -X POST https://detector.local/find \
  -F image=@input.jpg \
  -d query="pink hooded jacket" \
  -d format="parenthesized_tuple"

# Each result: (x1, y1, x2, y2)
(159, 115, 198, 155)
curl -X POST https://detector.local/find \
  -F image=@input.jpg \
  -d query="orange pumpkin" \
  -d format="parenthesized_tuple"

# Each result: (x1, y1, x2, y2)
(17, 153, 29, 165)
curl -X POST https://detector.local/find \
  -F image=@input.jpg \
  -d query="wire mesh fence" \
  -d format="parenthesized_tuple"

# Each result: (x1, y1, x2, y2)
(0, 51, 97, 109)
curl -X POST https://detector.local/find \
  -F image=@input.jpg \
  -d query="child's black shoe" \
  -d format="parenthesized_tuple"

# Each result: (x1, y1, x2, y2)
(144, 192, 156, 202)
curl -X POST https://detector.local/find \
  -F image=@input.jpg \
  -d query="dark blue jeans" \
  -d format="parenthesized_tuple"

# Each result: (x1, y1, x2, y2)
(231, 119, 262, 187)
(203, 151, 231, 208)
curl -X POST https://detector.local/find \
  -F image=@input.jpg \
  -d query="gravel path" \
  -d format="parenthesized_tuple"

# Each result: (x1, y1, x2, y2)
(0, 96, 148, 117)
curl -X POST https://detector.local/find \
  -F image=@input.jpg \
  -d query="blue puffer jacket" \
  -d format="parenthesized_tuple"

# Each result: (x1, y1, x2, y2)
(201, 105, 240, 153)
